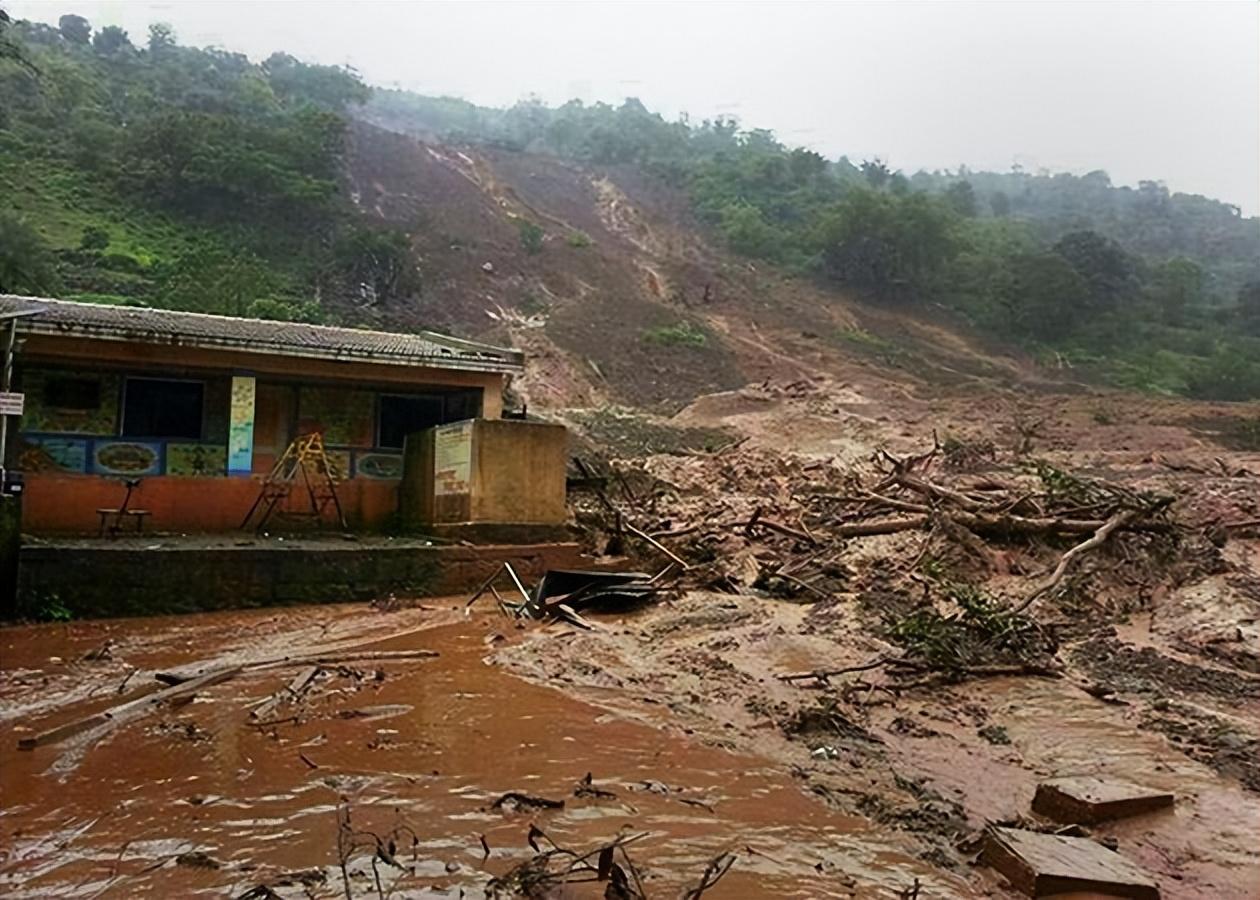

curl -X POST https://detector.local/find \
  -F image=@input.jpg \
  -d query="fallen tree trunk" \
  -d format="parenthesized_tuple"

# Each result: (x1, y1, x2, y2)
(830, 511, 1171, 539)
(893, 474, 987, 511)
(1012, 510, 1138, 613)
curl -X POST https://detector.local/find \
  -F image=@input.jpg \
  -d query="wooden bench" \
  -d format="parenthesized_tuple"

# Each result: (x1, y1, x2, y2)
(97, 479, 151, 537)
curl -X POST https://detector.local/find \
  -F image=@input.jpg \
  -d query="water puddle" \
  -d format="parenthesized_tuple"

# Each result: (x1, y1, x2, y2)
(0, 606, 967, 897)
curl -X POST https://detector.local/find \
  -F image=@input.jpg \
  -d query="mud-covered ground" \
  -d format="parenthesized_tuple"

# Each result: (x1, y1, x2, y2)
(4, 370, 1260, 896)
(510, 376, 1260, 898)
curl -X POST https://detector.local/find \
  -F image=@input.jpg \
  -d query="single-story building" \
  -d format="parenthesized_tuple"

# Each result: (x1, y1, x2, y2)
(0, 295, 539, 534)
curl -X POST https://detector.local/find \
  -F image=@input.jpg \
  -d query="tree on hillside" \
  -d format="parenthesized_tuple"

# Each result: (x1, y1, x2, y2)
(332, 226, 419, 305)
(1005, 250, 1089, 341)
(157, 246, 281, 316)
(0, 212, 60, 295)
(91, 24, 131, 55)
(1236, 281, 1260, 337)
(860, 158, 891, 189)
(945, 181, 978, 217)
(1052, 230, 1136, 310)
(147, 22, 175, 53)
(57, 13, 90, 44)
(1, 7, 34, 74)
(1149, 257, 1205, 326)
(262, 52, 369, 110)
(817, 188, 957, 298)
(989, 190, 1010, 216)
(719, 202, 784, 261)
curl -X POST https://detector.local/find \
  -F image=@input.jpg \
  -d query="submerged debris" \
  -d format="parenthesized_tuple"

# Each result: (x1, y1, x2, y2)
(490, 791, 566, 813)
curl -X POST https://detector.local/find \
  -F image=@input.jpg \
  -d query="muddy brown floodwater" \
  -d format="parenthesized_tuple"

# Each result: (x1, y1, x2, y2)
(0, 602, 970, 898)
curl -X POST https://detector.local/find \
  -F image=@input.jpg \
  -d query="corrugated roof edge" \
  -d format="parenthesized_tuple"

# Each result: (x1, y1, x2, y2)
(0, 294, 524, 374)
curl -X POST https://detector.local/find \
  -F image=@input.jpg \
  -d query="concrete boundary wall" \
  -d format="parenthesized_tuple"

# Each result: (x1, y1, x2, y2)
(15, 541, 583, 618)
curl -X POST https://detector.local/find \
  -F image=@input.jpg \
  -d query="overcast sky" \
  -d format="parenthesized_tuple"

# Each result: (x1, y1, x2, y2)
(10, 0, 1260, 214)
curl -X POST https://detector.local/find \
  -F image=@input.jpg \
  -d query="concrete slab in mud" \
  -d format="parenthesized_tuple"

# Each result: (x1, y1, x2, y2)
(984, 826, 1160, 899)
(1033, 776, 1174, 824)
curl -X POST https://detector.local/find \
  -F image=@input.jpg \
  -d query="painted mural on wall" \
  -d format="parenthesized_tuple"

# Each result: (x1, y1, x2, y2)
(227, 376, 256, 474)
(92, 440, 162, 476)
(354, 452, 403, 480)
(21, 370, 120, 435)
(18, 436, 89, 473)
(297, 386, 374, 447)
(167, 443, 227, 477)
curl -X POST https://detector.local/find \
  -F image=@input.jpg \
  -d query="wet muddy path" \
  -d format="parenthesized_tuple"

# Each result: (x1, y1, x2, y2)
(498, 591, 1260, 900)
(1, 603, 966, 898)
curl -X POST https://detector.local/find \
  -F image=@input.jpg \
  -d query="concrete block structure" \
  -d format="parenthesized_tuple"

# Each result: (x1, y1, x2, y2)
(399, 418, 568, 533)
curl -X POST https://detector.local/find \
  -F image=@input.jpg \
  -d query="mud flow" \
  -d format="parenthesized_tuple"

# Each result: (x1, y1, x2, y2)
(1, 603, 964, 898)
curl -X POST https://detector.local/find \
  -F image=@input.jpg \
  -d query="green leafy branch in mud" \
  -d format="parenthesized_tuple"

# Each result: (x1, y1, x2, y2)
(884, 579, 1058, 676)
(1026, 459, 1171, 515)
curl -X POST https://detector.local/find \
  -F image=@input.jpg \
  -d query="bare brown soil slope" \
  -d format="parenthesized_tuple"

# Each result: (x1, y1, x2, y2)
(344, 119, 1057, 414)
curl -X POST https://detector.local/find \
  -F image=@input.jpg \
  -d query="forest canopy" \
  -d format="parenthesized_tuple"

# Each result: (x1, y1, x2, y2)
(0, 12, 415, 320)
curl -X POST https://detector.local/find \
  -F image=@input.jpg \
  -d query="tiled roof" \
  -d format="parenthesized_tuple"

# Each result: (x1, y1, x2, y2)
(0, 295, 523, 374)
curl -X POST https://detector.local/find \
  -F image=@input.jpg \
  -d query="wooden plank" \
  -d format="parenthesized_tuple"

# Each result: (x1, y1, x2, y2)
(983, 827, 1159, 899)
(285, 665, 320, 696)
(155, 622, 443, 683)
(16, 713, 110, 751)
(1032, 777, 1174, 824)
(553, 603, 608, 632)
(18, 666, 242, 751)
(250, 664, 321, 722)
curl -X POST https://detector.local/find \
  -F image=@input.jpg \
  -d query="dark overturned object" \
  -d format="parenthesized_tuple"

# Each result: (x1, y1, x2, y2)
(466, 564, 665, 625)
(489, 791, 566, 813)
(526, 568, 659, 618)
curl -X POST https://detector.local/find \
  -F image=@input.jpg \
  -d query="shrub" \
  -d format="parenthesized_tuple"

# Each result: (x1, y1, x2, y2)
(518, 220, 544, 254)
(642, 321, 707, 348)
(246, 296, 326, 324)
(79, 225, 110, 251)
(0, 211, 60, 295)
(98, 251, 148, 274)
(1185, 345, 1260, 401)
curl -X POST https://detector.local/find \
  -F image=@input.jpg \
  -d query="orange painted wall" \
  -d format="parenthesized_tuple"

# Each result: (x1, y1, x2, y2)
(23, 473, 400, 534)
(13, 332, 519, 534)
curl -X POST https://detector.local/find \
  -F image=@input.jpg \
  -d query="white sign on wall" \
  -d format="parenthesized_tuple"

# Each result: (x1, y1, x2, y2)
(0, 392, 25, 416)
(433, 420, 472, 496)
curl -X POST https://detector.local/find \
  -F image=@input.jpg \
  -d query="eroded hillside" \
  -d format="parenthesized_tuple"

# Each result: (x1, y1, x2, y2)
(345, 119, 1060, 415)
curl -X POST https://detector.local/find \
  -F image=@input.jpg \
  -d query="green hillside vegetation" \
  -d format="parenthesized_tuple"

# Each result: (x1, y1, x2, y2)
(0, 13, 418, 321)
(367, 91, 1260, 400)
(3, 11, 1257, 399)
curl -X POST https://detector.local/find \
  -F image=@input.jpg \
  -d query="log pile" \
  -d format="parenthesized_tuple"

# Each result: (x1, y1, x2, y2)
(590, 441, 1178, 618)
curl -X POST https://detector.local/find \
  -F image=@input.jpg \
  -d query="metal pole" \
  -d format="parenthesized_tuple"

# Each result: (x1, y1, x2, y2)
(0, 318, 16, 491)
